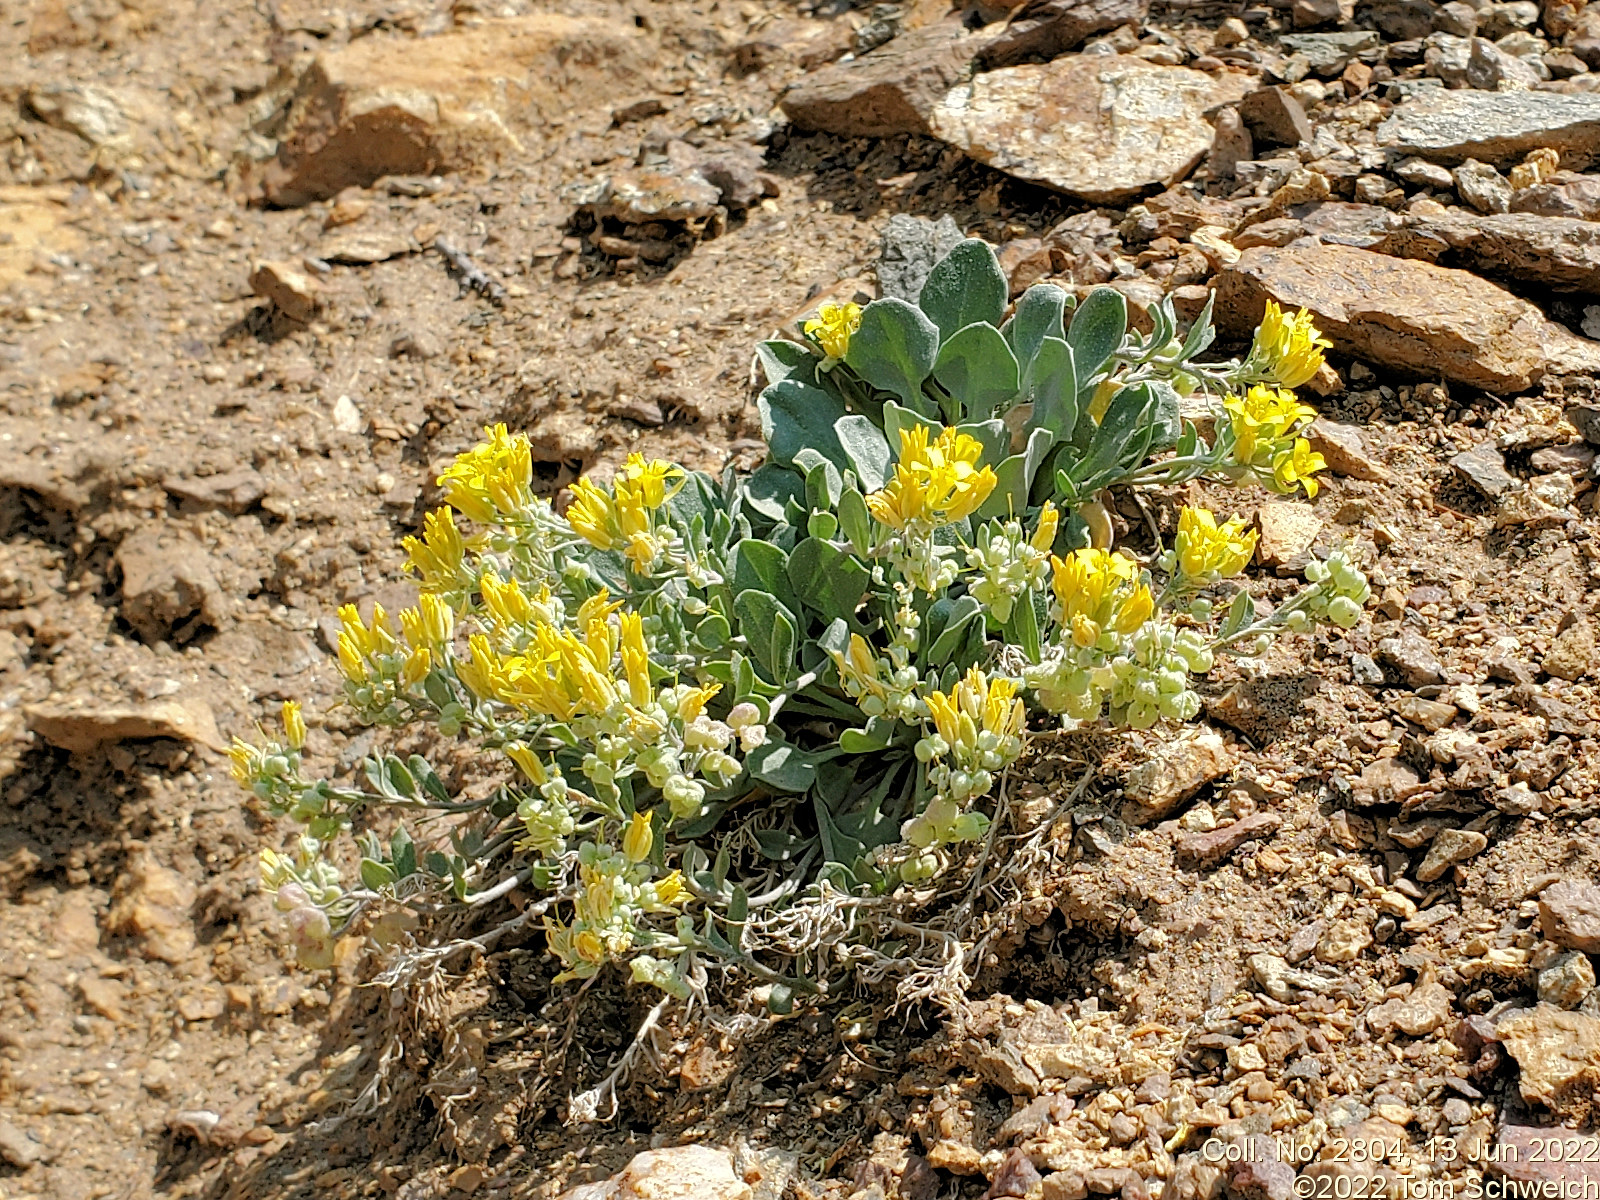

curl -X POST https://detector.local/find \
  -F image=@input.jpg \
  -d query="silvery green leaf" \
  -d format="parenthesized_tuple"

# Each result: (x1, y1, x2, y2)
(1004, 283, 1070, 374)
(834, 414, 893, 491)
(932, 321, 1019, 422)
(759, 379, 848, 470)
(918, 239, 1007, 340)
(844, 298, 940, 411)
(1067, 287, 1126, 382)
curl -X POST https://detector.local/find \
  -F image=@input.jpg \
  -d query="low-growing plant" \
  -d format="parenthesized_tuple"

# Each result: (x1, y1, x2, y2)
(233, 240, 1366, 1037)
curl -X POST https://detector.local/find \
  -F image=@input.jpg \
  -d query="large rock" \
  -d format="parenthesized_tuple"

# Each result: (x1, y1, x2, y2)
(1496, 1006, 1600, 1124)
(928, 58, 1255, 202)
(257, 15, 646, 205)
(0, 189, 83, 291)
(107, 847, 198, 964)
(1372, 212, 1600, 294)
(978, 0, 1149, 68)
(1215, 243, 1547, 393)
(557, 1145, 753, 1200)
(1377, 90, 1600, 169)
(1540, 880, 1600, 953)
(115, 523, 230, 643)
(779, 24, 986, 138)
(26, 696, 225, 754)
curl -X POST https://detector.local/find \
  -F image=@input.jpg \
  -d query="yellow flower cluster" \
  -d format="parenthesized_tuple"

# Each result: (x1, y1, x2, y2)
(437, 423, 534, 524)
(1050, 548, 1153, 648)
(565, 453, 685, 570)
(867, 425, 998, 531)
(336, 602, 431, 688)
(833, 631, 918, 720)
(544, 840, 685, 981)
(908, 667, 1027, 846)
(925, 668, 1025, 765)
(803, 301, 861, 362)
(457, 592, 635, 720)
(1223, 385, 1327, 499)
(1173, 507, 1256, 580)
(402, 507, 470, 596)
(1248, 301, 1331, 389)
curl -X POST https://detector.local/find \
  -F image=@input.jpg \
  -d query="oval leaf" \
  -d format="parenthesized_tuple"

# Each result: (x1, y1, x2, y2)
(918, 239, 1007, 340)
(1067, 286, 1127, 382)
(932, 321, 1020, 422)
(759, 379, 849, 471)
(1004, 283, 1070, 372)
(834, 414, 892, 492)
(844, 298, 939, 411)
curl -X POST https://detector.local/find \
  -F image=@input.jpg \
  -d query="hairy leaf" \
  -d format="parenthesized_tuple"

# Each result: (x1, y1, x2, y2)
(918, 239, 1007, 340)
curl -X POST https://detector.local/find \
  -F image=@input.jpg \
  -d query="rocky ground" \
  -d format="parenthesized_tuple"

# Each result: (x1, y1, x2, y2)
(2, 0, 1600, 1197)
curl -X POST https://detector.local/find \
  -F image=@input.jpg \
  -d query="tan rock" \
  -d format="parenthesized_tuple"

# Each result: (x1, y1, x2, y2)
(114, 522, 230, 642)
(107, 847, 197, 964)
(257, 15, 647, 206)
(928, 57, 1255, 203)
(1392, 695, 1458, 732)
(1216, 243, 1547, 394)
(313, 229, 417, 264)
(1315, 918, 1373, 963)
(1254, 501, 1322, 569)
(1543, 620, 1594, 681)
(605, 1144, 751, 1200)
(1540, 881, 1600, 953)
(1496, 1006, 1600, 1124)
(925, 1140, 985, 1174)
(27, 695, 225, 753)
(1415, 828, 1488, 883)
(0, 187, 83, 291)
(732, 18, 854, 73)
(51, 891, 102, 953)
(1538, 952, 1596, 1010)
(1123, 728, 1232, 821)
(779, 24, 986, 138)
(77, 975, 126, 1023)
(1306, 419, 1391, 481)
(1373, 212, 1600, 297)
(248, 260, 320, 322)
(1366, 980, 1454, 1036)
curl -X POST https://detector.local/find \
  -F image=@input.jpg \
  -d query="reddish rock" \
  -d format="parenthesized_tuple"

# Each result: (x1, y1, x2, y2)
(780, 24, 985, 138)
(1540, 881, 1600, 953)
(928, 57, 1255, 203)
(1216, 243, 1547, 394)
(1238, 86, 1313, 149)
(1490, 1124, 1600, 1195)
(257, 15, 646, 205)
(979, 0, 1150, 68)
(1175, 812, 1281, 867)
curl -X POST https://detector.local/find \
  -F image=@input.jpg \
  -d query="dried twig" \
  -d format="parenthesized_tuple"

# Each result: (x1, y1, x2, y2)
(434, 237, 507, 306)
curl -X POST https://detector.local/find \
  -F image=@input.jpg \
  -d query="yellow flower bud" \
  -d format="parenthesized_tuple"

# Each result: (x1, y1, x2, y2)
(624, 811, 653, 864)
(281, 700, 306, 750)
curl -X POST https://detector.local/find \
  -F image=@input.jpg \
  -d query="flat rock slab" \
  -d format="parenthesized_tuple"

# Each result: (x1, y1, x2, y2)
(1377, 90, 1600, 169)
(1215, 242, 1546, 394)
(928, 57, 1255, 203)
(1496, 1006, 1600, 1124)
(27, 697, 226, 753)
(780, 24, 986, 138)
(256, 15, 646, 205)
(1372, 212, 1600, 295)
